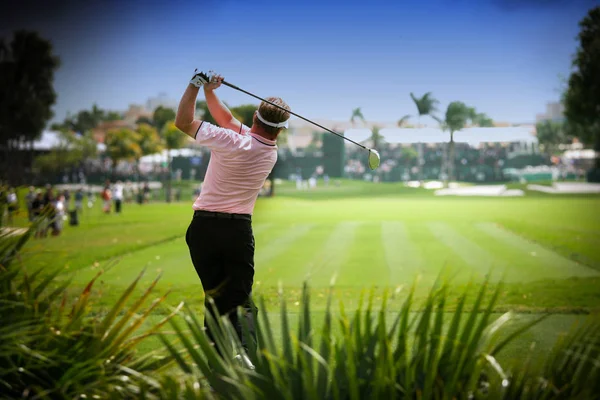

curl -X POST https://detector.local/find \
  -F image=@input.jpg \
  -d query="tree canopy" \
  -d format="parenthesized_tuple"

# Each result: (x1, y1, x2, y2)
(536, 120, 568, 156)
(350, 108, 366, 125)
(152, 106, 176, 131)
(195, 101, 218, 125)
(410, 92, 439, 121)
(51, 104, 123, 133)
(564, 6, 600, 163)
(162, 120, 187, 151)
(105, 128, 142, 167)
(136, 123, 163, 160)
(467, 107, 494, 127)
(231, 104, 257, 127)
(0, 30, 60, 183)
(444, 101, 471, 134)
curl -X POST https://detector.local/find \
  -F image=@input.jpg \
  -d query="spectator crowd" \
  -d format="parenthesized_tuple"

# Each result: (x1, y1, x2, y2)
(0, 180, 166, 238)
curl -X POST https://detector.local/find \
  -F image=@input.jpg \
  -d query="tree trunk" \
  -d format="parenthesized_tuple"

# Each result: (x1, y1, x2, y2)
(417, 116, 423, 181)
(3, 140, 11, 184)
(270, 177, 275, 197)
(442, 141, 449, 188)
(166, 149, 172, 203)
(111, 158, 117, 182)
(448, 132, 455, 183)
(595, 138, 600, 169)
(136, 159, 142, 185)
(268, 158, 279, 197)
(29, 139, 35, 185)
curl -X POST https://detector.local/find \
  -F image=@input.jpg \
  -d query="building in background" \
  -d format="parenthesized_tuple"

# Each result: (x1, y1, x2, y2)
(123, 104, 153, 126)
(535, 102, 565, 123)
(145, 92, 178, 113)
(286, 118, 523, 153)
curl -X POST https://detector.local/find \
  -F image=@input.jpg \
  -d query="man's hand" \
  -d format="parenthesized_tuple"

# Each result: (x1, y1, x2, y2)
(204, 71, 224, 91)
(189, 69, 210, 88)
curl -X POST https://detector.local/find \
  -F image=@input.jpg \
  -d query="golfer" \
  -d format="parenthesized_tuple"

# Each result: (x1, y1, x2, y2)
(175, 70, 290, 356)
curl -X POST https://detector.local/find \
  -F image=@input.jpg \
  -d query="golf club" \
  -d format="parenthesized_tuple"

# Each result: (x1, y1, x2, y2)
(197, 71, 381, 170)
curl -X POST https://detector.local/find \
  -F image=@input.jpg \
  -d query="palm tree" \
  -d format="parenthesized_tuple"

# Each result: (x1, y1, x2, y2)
(400, 146, 418, 179)
(410, 92, 440, 180)
(467, 107, 494, 127)
(397, 114, 411, 127)
(350, 108, 365, 127)
(371, 125, 384, 152)
(477, 114, 494, 127)
(410, 93, 440, 126)
(443, 101, 470, 184)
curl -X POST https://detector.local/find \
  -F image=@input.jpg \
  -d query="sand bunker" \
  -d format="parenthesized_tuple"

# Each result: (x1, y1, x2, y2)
(435, 185, 524, 197)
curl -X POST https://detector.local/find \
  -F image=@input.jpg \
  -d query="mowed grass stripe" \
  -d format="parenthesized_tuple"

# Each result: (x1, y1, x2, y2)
(71, 222, 277, 284)
(401, 223, 465, 284)
(381, 221, 423, 285)
(304, 222, 361, 287)
(71, 222, 283, 291)
(336, 223, 389, 287)
(252, 223, 273, 236)
(454, 221, 596, 281)
(255, 224, 339, 286)
(438, 221, 538, 282)
(474, 222, 599, 279)
(71, 236, 197, 286)
(255, 223, 315, 267)
(427, 222, 499, 281)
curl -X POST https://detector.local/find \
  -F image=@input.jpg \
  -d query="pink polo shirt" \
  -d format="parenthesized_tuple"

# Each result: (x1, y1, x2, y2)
(192, 122, 277, 215)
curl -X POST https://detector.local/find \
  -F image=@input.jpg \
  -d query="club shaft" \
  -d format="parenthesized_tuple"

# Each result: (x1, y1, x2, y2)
(221, 80, 368, 151)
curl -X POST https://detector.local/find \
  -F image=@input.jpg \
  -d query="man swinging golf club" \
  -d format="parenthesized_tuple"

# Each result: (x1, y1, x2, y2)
(175, 70, 291, 362)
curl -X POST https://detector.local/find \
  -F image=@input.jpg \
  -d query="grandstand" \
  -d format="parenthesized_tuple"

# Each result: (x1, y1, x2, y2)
(341, 126, 551, 183)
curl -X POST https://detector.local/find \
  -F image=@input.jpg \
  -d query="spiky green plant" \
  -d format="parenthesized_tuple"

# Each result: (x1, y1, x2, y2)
(161, 276, 556, 399)
(495, 313, 600, 399)
(0, 222, 176, 399)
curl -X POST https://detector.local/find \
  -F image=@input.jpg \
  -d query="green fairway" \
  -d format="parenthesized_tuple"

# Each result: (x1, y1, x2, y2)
(21, 180, 600, 314)
(14, 180, 600, 371)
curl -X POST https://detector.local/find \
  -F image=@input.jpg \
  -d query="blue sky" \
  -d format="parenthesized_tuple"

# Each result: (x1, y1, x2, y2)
(2, 0, 596, 125)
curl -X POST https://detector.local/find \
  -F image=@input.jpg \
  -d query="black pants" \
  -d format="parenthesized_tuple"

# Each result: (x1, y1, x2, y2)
(114, 199, 122, 213)
(186, 211, 257, 354)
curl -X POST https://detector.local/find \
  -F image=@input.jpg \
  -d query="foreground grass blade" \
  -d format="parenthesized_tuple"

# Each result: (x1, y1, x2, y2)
(96, 269, 146, 338)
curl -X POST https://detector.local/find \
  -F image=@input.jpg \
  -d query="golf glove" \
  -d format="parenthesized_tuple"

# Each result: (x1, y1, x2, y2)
(190, 69, 211, 88)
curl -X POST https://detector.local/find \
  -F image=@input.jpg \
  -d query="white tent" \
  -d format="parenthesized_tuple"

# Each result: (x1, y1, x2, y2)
(27, 130, 106, 152)
(343, 129, 372, 144)
(563, 149, 597, 160)
(344, 126, 537, 146)
(31, 130, 64, 150)
(139, 148, 203, 164)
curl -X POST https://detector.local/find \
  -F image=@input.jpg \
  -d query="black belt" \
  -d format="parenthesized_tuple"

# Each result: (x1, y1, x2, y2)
(194, 210, 252, 221)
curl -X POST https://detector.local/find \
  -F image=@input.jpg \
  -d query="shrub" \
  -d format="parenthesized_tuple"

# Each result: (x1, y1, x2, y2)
(0, 222, 176, 399)
(162, 278, 600, 399)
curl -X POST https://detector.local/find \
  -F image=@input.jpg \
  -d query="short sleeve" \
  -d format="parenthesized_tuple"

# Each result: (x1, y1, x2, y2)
(239, 124, 251, 135)
(194, 122, 248, 151)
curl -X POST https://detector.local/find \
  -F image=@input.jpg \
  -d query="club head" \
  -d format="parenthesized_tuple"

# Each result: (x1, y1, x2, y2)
(368, 149, 381, 170)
